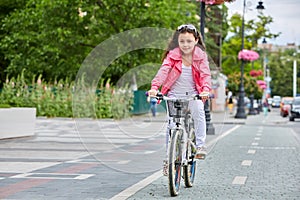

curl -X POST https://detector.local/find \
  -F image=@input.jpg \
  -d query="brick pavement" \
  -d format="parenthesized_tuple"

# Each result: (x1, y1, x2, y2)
(3, 110, 297, 200)
(126, 110, 300, 200)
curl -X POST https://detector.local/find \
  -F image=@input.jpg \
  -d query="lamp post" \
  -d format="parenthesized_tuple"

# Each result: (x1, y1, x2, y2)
(293, 59, 297, 97)
(262, 38, 271, 99)
(200, 1, 215, 135)
(235, 0, 265, 119)
(292, 51, 299, 97)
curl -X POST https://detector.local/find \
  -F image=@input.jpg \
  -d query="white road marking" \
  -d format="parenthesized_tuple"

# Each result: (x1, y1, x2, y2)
(247, 149, 256, 154)
(206, 125, 241, 147)
(111, 125, 242, 200)
(254, 137, 261, 140)
(241, 160, 252, 166)
(117, 160, 131, 164)
(144, 151, 156, 154)
(251, 142, 259, 146)
(110, 170, 161, 200)
(10, 173, 94, 180)
(232, 176, 247, 185)
(240, 146, 296, 150)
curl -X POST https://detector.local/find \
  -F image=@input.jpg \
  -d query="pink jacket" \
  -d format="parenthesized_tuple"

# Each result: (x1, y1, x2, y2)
(151, 46, 211, 95)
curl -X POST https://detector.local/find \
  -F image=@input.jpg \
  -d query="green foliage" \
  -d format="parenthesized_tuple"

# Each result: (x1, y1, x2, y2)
(0, 104, 11, 108)
(226, 68, 263, 99)
(268, 50, 300, 97)
(0, 72, 133, 119)
(222, 12, 280, 98)
(0, 0, 198, 86)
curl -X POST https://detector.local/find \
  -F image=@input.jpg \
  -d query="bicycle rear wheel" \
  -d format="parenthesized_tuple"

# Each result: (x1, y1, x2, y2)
(168, 129, 182, 196)
(183, 127, 196, 187)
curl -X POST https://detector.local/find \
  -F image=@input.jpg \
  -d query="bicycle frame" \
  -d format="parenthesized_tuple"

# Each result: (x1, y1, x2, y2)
(155, 92, 206, 196)
(164, 96, 197, 166)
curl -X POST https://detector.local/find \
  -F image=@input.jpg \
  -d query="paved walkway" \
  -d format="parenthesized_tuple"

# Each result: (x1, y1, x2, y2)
(0, 109, 298, 199)
(126, 110, 300, 199)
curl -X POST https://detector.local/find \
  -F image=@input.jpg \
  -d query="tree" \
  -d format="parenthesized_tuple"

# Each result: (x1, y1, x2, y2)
(221, 12, 280, 97)
(268, 49, 300, 97)
(0, 0, 198, 86)
(0, 0, 26, 86)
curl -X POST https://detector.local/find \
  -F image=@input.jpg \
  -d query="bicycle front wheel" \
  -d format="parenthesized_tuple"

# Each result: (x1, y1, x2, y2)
(168, 129, 182, 196)
(183, 127, 196, 187)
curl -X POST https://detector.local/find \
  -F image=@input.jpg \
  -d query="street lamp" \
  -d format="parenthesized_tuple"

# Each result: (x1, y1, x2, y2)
(235, 0, 265, 119)
(292, 51, 300, 97)
(200, 1, 215, 135)
(261, 38, 271, 99)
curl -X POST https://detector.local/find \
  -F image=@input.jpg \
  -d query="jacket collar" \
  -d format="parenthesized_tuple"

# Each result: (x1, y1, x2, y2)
(168, 46, 205, 61)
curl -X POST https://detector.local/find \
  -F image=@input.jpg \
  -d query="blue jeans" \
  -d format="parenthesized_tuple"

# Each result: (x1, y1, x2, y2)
(150, 98, 157, 117)
(263, 107, 268, 116)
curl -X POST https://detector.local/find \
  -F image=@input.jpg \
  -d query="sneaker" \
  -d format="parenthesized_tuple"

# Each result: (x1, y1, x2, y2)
(163, 160, 168, 176)
(195, 146, 207, 160)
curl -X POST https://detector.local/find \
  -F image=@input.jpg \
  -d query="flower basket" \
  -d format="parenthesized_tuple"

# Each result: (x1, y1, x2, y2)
(256, 80, 266, 89)
(238, 50, 260, 62)
(197, 0, 235, 5)
(250, 69, 263, 77)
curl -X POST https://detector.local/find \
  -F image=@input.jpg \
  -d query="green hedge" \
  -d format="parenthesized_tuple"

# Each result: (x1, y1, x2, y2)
(0, 72, 133, 119)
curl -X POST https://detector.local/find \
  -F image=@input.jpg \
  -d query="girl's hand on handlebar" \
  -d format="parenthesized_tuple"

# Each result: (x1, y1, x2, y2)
(199, 91, 210, 101)
(148, 89, 158, 97)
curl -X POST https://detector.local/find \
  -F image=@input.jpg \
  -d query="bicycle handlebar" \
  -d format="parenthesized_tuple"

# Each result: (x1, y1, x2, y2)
(154, 92, 208, 101)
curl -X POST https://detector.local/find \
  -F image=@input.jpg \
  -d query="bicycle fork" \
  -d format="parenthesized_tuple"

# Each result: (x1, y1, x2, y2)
(181, 129, 188, 166)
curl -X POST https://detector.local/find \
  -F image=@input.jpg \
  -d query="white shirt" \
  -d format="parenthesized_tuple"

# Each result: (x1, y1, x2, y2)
(168, 64, 197, 98)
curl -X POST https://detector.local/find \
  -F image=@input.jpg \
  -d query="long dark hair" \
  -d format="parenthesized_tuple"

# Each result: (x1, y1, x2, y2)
(162, 24, 206, 61)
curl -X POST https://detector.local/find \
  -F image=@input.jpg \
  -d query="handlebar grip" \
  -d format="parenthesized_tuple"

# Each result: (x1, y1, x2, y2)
(194, 94, 201, 100)
(156, 92, 163, 100)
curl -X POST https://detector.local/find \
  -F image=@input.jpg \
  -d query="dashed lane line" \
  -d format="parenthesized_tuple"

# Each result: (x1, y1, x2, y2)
(232, 176, 247, 185)
(241, 160, 252, 166)
(247, 149, 256, 154)
(110, 125, 241, 200)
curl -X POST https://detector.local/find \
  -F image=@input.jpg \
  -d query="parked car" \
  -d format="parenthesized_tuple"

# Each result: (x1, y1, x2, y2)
(289, 97, 300, 121)
(280, 97, 293, 117)
(267, 98, 273, 105)
(271, 96, 281, 108)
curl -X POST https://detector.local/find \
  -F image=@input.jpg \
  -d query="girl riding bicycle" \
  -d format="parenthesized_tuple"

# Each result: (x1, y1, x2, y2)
(148, 24, 212, 175)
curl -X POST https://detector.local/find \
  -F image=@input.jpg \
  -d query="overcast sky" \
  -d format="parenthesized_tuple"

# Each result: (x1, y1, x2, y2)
(226, 0, 300, 46)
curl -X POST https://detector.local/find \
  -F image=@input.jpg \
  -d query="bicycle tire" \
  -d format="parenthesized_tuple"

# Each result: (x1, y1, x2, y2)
(168, 129, 182, 196)
(184, 111, 193, 133)
(183, 127, 196, 187)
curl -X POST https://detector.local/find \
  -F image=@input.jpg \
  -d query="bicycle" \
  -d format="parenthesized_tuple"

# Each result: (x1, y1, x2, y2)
(156, 92, 206, 196)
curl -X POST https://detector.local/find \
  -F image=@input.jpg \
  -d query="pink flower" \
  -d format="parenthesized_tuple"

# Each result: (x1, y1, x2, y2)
(259, 85, 267, 89)
(238, 50, 260, 62)
(256, 80, 266, 89)
(37, 78, 42, 85)
(196, 0, 236, 4)
(256, 80, 266, 86)
(250, 69, 263, 77)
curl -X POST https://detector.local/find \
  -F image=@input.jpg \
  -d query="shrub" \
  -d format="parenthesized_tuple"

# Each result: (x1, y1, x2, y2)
(0, 72, 133, 119)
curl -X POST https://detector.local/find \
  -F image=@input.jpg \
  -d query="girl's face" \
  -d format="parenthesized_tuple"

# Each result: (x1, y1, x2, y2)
(178, 32, 198, 56)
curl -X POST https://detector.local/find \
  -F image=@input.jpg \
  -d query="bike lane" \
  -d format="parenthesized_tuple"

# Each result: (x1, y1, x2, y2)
(126, 111, 300, 200)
